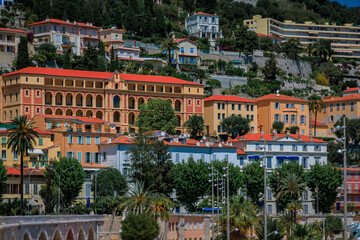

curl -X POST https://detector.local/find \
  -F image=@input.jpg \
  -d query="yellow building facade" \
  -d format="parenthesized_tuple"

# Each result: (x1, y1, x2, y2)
(204, 95, 258, 136)
(255, 93, 310, 135)
(244, 15, 360, 58)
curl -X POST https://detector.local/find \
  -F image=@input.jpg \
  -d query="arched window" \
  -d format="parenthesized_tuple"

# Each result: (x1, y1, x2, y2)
(115, 83, 118, 89)
(113, 111, 120, 122)
(113, 96, 120, 108)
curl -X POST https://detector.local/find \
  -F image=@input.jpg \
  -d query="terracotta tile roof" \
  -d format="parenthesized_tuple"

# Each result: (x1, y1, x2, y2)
(120, 73, 203, 86)
(255, 94, 307, 102)
(323, 94, 360, 102)
(0, 128, 53, 135)
(6, 167, 45, 176)
(173, 38, 197, 45)
(1, 67, 113, 79)
(344, 87, 358, 92)
(237, 133, 326, 143)
(28, 18, 100, 29)
(119, 58, 144, 62)
(72, 116, 107, 124)
(0, 27, 27, 34)
(194, 12, 216, 16)
(101, 136, 135, 145)
(81, 163, 108, 169)
(310, 121, 327, 127)
(237, 149, 246, 155)
(42, 114, 75, 120)
(204, 95, 255, 103)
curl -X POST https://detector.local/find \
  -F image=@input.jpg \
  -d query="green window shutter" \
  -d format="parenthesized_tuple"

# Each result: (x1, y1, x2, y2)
(39, 138, 43, 146)
(1, 137, 6, 144)
(57, 151, 61, 158)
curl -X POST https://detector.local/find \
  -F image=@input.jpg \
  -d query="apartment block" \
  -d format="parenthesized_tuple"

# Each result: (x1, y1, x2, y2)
(255, 93, 310, 135)
(204, 95, 257, 136)
(0, 67, 204, 134)
(336, 168, 360, 212)
(185, 12, 223, 47)
(244, 15, 360, 58)
(172, 38, 199, 71)
(0, 28, 28, 54)
(28, 18, 100, 56)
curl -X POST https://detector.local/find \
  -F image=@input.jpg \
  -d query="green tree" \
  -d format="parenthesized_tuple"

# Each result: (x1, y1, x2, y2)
(109, 46, 117, 72)
(7, 116, 39, 215)
(281, 39, 303, 60)
(324, 216, 343, 240)
(0, 160, 7, 199)
(173, 158, 209, 212)
(15, 36, 32, 70)
(306, 163, 342, 213)
(289, 223, 317, 240)
(45, 157, 86, 208)
(120, 182, 151, 214)
(255, 217, 286, 240)
(220, 115, 251, 138)
(212, 160, 243, 197)
(314, 39, 333, 63)
(285, 125, 300, 134)
(160, 36, 180, 65)
(286, 200, 303, 224)
(121, 213, 159, 240)
(135, 98, 177, 134)
(183, 115, 205, 139)
(145, 193, 173, 221)
(276, 173, 305, 210)
(91, 168, 127, 197)
(191, 68, 209, 84)
(272, 121, 284, 133)
(263, 53, 279, 82)
(309, 94, 324, 137)
(243, 161, 263, 206)
(39, 185, 59, 214)
(128, 136, 174, 196)
(258, 37, 275, 52)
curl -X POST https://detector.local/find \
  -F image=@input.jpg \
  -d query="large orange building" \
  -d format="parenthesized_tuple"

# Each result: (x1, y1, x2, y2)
(255, 93, 310, 135)
(0, 67, 204, 134)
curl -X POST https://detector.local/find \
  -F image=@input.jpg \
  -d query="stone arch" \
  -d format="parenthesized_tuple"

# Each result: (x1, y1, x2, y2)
(113, 111, 120, 122)
(95, 110, 103, 120)
(76, 110, 83, 116)
(45, 108, 52, 115)
(138, 97, 145, 108)
(88, 227, 95, 240)
(55, 92, 63, 105)
(65, 109, 73, 116)
(23, 232, 31, 240)
(55, 109, 63, 116)
(86, 110, 93, 117)
(113, 95, 120, 108)
(96, 95, 103, 108)
(176, 115, 181, 127)
(38, 231, 48, 240)
(129, 97, 135, 109)
(78, 228, 85, 240)
(76, 94, 83, 107)
(65, 93, 73, 106)
(45, 92, 52, 105)
(66, 228, 74, 240)
(148, 97, 153, 102)
(175, 100, 181, 112)
(86, 94, 93, 107)
(129, 112, 135, 125)
(53, 230, 61, 240)
(166, 98, 172, 104)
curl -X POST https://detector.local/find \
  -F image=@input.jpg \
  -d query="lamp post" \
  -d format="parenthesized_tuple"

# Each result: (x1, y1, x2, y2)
(260, 139, 267, 240)
(226, 158, 230, 240)
(336, 117, 347, 240)
(216, 171, 220, 236)
(209, 162, 215, 240)
(307, 179, 320, 214)
(52, 166, 75, 215)
(93, 170, 99, 214)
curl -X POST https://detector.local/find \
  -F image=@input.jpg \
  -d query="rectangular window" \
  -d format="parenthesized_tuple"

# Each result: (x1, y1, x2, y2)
(199, 222, 202, 229)
(267, 157, 272, 168)
(95, 136, 100, 145)
(218, 113, 220, 120)
(25, 184, 29, 194)
(175, 153, 180, 163)
(217, 125, 221, 133)
(77, 151, 82, 163)
(13, 150, 18, 161)
(246, 105, 249, 111)
(239, 157, 244, 166)
(66, 151, 75, 159)
(68, 135, 73, 144)
(217, 103, 220, 109)
(303, 145, 307, 151)
(77, 135, 83, 144)
(194, 222, 197, 230)
(315, 157, 320, 164)
(267, 189, 272, 200)
(103, 152, 107, 161)
(222, 114, 225, 119)
(94, 152, 101, 163)
(348, 173, 352, 180)
(280, 144, 284, 151)
(38, 138, 43, 146)
(274, 102, 280, 109)
(302, 157, 308, 168)
(1, 137, 6, 145)
(85, 152, 92, 163)
(301, 104, 304, 111)
(57, 151, 61, 158)
(47, 122, 51, 129)
(190, 48, 194, 53)
(222, 103, 225, 110)
(355, 173, 358, 181)
(1, 150, 6, 160)
(201, 154, 205, 161)
(86, 136, 91, 145)
(33, 184, 38, 195)
(251, 105, 253, 111)
(267, 205, 272, 214)
(232, 104, 235, 110)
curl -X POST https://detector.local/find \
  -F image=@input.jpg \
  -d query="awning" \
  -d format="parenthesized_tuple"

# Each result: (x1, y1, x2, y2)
(28, 149, 44, 155)
(28, 199, 39, 206)
(276, 156, 299, 160)
(249, 156, 260, 159)
(203, 207, 222, 211)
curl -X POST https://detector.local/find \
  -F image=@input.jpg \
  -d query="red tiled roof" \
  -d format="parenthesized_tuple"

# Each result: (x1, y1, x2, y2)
(237, 133, 326, 143)
(6, 167, 45, 176)
(42, 114, 74, 120)
(101, 136, 135, 145)
(310, 121, 327, 127)
(194, 12, 216, 16)
(118, 58, 144, 62)
(120, 73, 203, 86)
(204, 95, 255, 103)
(1, 67, 113, 79)
(237, 149, 246, 155)
(0, 27, 27, 34)
(344, 87, 358, 92)
(173, 38, 197, 45)
(0, 128, 53, 135)
(6, 167, 20, 175)
(81, 163, 108, 169)
(72, 116, 107, 124)
(28, 18, 100, 29)
(255, 94, 307, 102)
(323, 94, 360, 103)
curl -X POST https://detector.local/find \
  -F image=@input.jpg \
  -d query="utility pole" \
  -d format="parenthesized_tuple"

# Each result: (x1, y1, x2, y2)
(226, 159, 230, 240)
(263, 139, 267, 240)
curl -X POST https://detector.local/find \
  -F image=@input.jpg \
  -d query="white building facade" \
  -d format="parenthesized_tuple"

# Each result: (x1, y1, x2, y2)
(185, 12, 223, 47)
(233, 133, 328, 215)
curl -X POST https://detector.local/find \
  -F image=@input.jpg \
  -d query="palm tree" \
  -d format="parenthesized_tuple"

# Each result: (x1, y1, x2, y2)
(255, 217, 286, 240)
(191, 68, 210, 84)
(288, 223, 317, 240)
(7, 116, 39, 215)
(277, 173, 305, 204)
(309, 94, 324, 137)
(286, 200, 303, 224)
(120, 181, 151, 214)
(145, 193, 173, 221)
(279, 211, 293, 234)
(160, 36, 180, 65)
(183, 115, 205, 139)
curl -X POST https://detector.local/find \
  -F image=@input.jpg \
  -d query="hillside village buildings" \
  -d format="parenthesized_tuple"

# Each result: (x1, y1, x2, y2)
(244, 15, 360, 59)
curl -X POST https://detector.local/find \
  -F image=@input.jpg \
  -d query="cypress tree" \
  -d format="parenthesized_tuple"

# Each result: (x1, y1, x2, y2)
(16, 37, 32, 70)
(109, 46, 117, 72)
(98, 39, 105, 56)
(63, 51, 72, 69)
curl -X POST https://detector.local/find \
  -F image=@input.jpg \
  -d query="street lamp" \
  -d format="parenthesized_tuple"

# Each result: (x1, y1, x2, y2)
(267, 231, 278, 237)
(259, 138, 267, 240)
(218, 228, 239, 235)
(307, 179, 320, 214)
(208, 163, 215, 240)
(336, 118, 347, 240)
(52, 166, 75, 214)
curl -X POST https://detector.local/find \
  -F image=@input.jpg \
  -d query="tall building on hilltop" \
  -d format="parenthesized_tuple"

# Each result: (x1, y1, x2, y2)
(244, 15, 360, 59)
(28, 18, 100, 56)
(0, 67, 204, 134)
(185, 12, 223, 47)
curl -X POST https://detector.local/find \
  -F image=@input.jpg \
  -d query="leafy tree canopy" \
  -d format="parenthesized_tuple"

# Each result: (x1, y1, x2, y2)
(220, 115, 251, 138)
(272, 121, 284, 134)
(91, 168, 128, 197)
(183, 115, 205, 139)
(121, 213, 159, 240)
(242, 161, 263, 206)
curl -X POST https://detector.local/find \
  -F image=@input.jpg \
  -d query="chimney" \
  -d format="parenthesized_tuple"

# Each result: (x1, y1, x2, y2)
(174, 138, 178, 143)
(196, 142, 200, 146)
(218, 143, 222, 147)
(46, 18, 49, 22)
(107, 138, 111, 143)
(251, 128, 255, 134)
(286, 130, 290, 135)
(309, 133, 313, 142)
(229, 142, 233, 146)
(276, 90, 280, 97)
(260, 130, 264, 134)
(74, 21, 77, 25)
(296, 130, 299, 135)
(66, 19, 70, 23)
